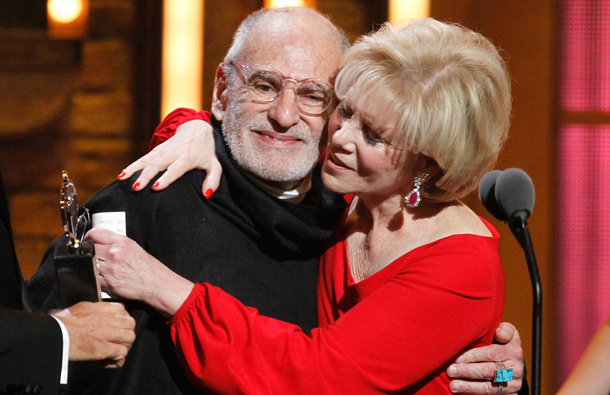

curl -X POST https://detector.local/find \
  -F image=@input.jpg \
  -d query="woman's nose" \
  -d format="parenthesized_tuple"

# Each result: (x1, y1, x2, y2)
(329, 119, 356, 149)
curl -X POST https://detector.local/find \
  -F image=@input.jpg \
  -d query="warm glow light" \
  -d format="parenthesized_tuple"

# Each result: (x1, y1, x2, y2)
(161, 0, 204, 118)
(389, 0, 430, 25)
(48, 0, 83, 24)
(264, 0, 315, 8)
(47, 0, 88, 38)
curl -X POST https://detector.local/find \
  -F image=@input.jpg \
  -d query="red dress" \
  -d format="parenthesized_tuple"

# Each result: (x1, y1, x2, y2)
(169, 214, 504, 394)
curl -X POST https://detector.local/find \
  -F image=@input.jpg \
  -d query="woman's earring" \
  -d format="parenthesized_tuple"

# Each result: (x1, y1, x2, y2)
(404, 172, 429, 208)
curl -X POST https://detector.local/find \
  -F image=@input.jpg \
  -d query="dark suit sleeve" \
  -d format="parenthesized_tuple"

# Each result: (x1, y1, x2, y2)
(0, 172, 64, 393)
(0, 308, 63, 394)
(0, 174, 23, 310)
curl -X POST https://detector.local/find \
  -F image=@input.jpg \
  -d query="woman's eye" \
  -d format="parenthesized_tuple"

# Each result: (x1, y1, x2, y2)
(363, 126, 388, 146)
(338, 103, 352, 118)
(364, 133, 382, 144)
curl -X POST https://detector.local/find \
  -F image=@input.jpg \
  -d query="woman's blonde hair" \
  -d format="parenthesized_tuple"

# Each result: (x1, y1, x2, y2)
(335, 18, 512, 202)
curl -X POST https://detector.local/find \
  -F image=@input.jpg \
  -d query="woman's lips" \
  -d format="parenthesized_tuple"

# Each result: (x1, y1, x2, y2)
(326, 151, 351, 171)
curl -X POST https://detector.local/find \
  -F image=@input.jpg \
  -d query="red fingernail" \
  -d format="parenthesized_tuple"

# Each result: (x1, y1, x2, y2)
(204, 189, 214, 199)
(118, 170, 126, 178)
(152, 182, 160, 190)
(132, 182, 141, 191)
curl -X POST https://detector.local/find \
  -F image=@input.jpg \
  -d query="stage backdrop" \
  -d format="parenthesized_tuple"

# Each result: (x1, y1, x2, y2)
(557, 0, 610, 383)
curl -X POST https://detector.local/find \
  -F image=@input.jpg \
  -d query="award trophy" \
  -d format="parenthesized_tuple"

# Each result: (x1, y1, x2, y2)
(54, 170, 101, 308)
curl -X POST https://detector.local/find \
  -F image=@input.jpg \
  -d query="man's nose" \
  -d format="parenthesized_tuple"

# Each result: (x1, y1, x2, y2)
(267, 86, 301, 128)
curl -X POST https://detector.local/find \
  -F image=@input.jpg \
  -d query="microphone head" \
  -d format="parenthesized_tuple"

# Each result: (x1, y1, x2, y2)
(478, 170, 505, 221)
(494, 168, 535, 221)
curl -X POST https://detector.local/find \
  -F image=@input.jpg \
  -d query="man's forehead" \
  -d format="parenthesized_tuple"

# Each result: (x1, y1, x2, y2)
(240, 28, 342, 83)
(249, 49, 318, 76)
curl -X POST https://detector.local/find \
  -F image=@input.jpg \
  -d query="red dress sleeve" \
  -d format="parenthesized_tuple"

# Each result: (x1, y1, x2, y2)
(150, 108, 211, 150)
(168, 228, 504, 395)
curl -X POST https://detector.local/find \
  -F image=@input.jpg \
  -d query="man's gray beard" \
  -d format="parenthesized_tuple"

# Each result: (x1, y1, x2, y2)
(222, 99, 320, 184)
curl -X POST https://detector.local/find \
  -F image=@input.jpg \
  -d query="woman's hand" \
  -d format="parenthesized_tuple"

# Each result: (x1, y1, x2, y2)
(86, 228, 194, 318)
(119, 120, 222, 198)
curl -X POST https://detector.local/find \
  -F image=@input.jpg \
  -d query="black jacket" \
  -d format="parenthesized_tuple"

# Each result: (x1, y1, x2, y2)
(26, 120, 347, 394)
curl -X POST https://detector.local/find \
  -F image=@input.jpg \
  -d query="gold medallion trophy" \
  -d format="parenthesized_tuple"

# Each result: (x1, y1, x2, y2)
(54, 171, 101, 308)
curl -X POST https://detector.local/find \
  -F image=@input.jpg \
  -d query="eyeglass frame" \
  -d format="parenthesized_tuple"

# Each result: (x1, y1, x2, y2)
(226, 60, 335, 117)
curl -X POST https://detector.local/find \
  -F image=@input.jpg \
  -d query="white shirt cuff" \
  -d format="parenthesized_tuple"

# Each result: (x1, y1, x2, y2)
(50, 315, 70, 385)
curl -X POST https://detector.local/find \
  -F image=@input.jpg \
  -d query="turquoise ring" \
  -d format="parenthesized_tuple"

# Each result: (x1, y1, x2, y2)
(494, 362, 513, 383)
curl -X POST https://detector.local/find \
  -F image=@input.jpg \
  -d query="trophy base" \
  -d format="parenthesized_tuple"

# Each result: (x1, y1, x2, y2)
(54, 241, 101, 309)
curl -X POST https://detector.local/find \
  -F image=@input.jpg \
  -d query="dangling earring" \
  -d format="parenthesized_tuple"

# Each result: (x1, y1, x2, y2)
(405, 172, 429, 208)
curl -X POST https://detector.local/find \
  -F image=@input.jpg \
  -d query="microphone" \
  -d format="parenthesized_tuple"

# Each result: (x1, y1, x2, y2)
(479, 168, 541, 395)
(494, 168, 535, 224)
(478, 170, 504, 221)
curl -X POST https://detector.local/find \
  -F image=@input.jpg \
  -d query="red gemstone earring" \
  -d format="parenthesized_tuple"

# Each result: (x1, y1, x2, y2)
(405, 172, 429, 208)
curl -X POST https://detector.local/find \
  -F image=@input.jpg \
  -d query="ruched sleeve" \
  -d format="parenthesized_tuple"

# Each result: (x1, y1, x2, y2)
(150, 108, 211, 150)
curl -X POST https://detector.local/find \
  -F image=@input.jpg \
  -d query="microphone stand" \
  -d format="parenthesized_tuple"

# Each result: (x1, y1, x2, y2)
(507, 215, 542, 395)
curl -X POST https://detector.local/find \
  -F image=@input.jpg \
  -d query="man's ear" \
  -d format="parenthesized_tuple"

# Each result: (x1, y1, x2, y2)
(211, 64, 229, 121)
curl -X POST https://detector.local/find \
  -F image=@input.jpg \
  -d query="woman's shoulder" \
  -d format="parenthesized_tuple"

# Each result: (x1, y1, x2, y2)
(393, 228, 503, 298)
(400, 203, 497, 254)
(435, 203, 495, 238)
(399, 205, 502, 276)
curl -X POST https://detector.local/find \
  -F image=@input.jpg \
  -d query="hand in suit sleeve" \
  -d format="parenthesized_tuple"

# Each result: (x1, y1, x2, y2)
(1, 171, 136, 392)
(0, 301, 136, 394)
(52, 301, 136, 368)
(0, 307, 64, 394)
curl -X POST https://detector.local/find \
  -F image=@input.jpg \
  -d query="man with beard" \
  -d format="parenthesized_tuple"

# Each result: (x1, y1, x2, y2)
(27, 7, 525, 394)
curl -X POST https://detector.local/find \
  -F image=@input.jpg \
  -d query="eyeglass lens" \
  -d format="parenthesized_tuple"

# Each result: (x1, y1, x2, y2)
(236, 64, 332, 115)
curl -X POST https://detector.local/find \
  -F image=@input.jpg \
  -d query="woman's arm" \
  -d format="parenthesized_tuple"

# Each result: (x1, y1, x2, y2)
(88, 227, 503, 394)
(171, 242, 501, 393)
(119, 108, 221, 198)
(169, 253, 499, 394)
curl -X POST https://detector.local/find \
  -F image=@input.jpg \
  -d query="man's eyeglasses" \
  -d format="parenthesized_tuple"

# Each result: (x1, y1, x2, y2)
(229, 61, 334, 116)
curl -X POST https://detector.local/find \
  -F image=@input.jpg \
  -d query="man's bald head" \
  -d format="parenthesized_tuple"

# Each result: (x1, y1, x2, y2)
(225, 7, 350, 65)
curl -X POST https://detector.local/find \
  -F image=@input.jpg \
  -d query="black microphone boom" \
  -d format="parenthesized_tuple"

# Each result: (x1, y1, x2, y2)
(479, 168, 542, 395)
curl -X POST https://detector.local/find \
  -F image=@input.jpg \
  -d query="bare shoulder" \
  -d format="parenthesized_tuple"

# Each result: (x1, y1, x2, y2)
(435, 203, 493, 238)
